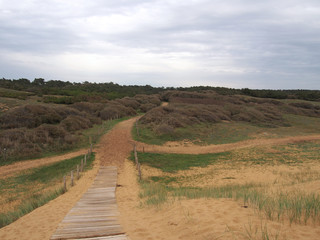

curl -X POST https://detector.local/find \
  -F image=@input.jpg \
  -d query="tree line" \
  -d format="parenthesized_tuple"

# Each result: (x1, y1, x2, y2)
(0, 78, 319, 102)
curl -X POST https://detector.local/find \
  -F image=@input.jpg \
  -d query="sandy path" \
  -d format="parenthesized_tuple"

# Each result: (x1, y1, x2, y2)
(0, 149, 89, 179)
(135, 134, 320, 154)
(0, 117, 138, 240)
(1, 117, 320, 240)
(0, 159, 100, 240)
(97, 117, 138, 167)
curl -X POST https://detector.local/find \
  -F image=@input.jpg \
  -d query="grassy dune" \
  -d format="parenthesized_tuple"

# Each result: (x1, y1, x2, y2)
(0, 153, 95, 228)
(133, 140, 320, 225)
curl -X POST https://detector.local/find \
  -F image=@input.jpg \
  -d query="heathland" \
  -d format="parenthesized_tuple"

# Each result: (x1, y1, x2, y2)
(1, 78, 320, 239)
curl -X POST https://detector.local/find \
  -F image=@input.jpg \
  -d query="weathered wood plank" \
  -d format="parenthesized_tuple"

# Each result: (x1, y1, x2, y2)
(50, 166, 128, 240)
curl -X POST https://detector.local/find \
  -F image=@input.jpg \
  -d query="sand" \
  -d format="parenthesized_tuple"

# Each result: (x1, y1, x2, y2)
(117, 159, 320, 240)
(1, 117, 320, 239)
(0, 148, 90, 179)
(0, 158, 100, 240)
(134, 134, 320, 154)
(0, 117, 138, 240)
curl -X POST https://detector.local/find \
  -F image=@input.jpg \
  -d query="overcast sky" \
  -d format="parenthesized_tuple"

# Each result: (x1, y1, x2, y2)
(0, 0, 319, 89)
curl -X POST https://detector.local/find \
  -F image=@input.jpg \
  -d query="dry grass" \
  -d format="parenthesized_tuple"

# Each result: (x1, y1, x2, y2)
(137, 140, 320, 226)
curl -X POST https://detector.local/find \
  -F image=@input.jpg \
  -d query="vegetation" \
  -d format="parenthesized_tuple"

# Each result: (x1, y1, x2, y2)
(130, 152, 231, 173)
(0, 153, 95, 228)
(0, 94, 161, 163)
(135, 141, 320, 225)
(136, 91, 320, 145)
(1, 78, 320, 102)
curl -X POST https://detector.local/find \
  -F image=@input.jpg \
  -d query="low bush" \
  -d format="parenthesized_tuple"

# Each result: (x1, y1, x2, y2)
(99, 103, 136, 120)
(60, 115, 92, 132)
(139, 91, 320, 140)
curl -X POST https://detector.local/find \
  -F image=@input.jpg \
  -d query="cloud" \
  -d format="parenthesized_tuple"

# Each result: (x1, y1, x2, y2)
(0, 0, 319, 89)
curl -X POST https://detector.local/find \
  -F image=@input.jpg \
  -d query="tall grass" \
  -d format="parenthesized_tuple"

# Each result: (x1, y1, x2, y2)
(0, 153, 95, 228)
(139, 182, 320, 225)
(139, 181, 168, 206)
(0, 187, 64, 228)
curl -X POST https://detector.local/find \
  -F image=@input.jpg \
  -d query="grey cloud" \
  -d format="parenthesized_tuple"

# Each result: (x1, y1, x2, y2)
(0, 0, 319, 89)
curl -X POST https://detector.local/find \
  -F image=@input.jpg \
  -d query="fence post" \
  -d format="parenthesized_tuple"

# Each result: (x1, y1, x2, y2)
(81, 158, 84, 172)
(3, 148, 7, 162)
(136, 119, 140, 137)
(138, 162, 142, 181)
(63, 175, 67, 192)
(90, 144, 93, 155)
(84, 154, 87, 166)
(71, 170, 74, 187)
(77, 165, 80, 179)
(134, 144, 138, 169)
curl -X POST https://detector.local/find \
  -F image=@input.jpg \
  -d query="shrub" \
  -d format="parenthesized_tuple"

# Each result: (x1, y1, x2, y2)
(140, 103, 158, 112)
(70, 102, 105, 115)
(115, 97, 140, 109)
(134, 94, 161, 106)
(155, 124, 175, 135)
(99, 103, 136, 120)
(60, 115, 92, 132)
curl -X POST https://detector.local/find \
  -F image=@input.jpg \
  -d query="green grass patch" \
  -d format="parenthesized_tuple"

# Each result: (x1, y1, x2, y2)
(133, 122, 256, 145)
(134, 114, 320, 146)
(0, 87, 34, 100)
(149, 176, 178, 184)
(0, 153, 95, 228)
(0, 187, 65, 228)
(130, 151, 231, 173)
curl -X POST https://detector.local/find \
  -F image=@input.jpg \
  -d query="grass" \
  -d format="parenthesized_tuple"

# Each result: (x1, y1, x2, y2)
(134, 114, 320, 146)
(0, 153, 95, 228)
(131, 140, 320, 173)
(136, 141, 320, 225)
(139, 181, 320, 225)
(0, 87, 34, 100)
(130, 151, 231, 172)
(0, 117, 128, 166)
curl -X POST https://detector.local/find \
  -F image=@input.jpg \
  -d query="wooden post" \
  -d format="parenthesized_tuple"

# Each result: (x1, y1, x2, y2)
(77, 165, 80, 179)
(3, 148, 7, 162)
(136, 119, 140, 137)
(84, 154, 87, 166)
(63, 175, 67, 192)
(134, 144, 138, 169)
(71, 170, 74, 187)
(81, 159, 84, 172)
(90, 143, 93, 155)
(138, 162, 142, 181)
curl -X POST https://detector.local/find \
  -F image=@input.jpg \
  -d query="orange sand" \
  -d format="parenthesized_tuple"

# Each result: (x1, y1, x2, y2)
(1, 117, 320, 240)
(0, 148, 89, 179)
(117, 159, 320, 240)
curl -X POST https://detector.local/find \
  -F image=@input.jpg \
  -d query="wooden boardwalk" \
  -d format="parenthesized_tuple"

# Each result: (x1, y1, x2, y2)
(50, 166, 129, 240)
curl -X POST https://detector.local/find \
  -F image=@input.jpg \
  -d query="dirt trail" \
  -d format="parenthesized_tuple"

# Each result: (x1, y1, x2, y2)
(135, 134, 320, 154)
(0, 149, 89, 179)
(0, 117, 138, 240)
(1, 117, 320, 240)
(97, 117, 138, 167)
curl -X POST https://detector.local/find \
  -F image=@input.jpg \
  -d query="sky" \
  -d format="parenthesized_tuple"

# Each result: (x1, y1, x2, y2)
(0, 0, 319, 89)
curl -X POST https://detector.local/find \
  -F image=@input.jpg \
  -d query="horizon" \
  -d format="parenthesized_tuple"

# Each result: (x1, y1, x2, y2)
(1, 77, 319, 91)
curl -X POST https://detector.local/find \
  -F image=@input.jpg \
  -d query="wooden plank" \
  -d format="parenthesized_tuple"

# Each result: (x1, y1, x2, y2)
(77, 235, 128, 240)
(50, 166, 128, 240)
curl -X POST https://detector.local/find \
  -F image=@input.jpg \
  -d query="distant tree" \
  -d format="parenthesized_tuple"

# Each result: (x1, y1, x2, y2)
(32, 78, 45, 86)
